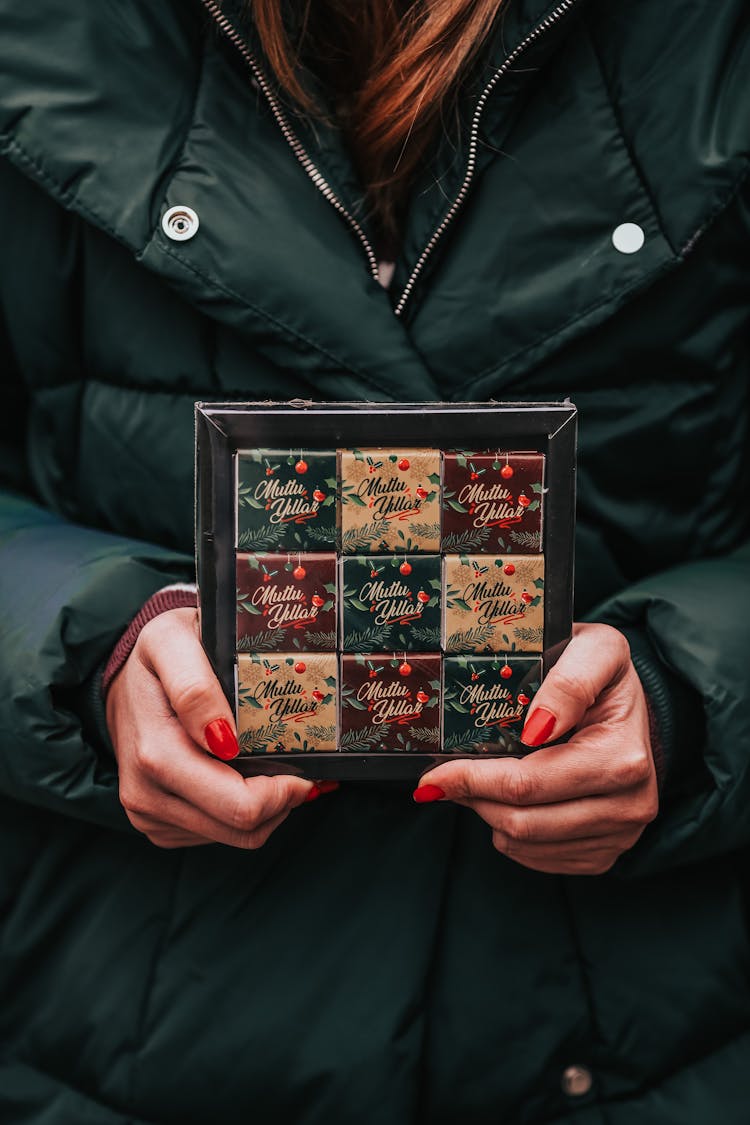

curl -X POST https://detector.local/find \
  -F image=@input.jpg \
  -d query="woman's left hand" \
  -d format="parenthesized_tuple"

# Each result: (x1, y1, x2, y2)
(415, 623, 659, 875)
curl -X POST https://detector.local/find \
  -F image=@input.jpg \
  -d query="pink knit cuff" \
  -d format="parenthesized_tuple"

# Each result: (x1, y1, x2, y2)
(101, 585, 199, 697)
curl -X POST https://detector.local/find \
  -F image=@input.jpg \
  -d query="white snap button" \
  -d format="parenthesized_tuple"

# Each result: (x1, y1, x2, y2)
(162, 205, 200, 242)
(561, 1065, 593, 1097)
(612, 222, 644, 254)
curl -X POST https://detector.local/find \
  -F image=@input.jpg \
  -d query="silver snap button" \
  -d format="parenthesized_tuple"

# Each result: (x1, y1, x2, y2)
(612, 222, 644, 254)
(162, 205, 200, 242)
(561, 1065, 593, 1097)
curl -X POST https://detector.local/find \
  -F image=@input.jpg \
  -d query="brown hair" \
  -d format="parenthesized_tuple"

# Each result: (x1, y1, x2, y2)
(250, 0, 504, 252)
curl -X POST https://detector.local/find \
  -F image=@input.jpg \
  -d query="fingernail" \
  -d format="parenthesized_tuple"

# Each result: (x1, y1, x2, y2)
(413, 784, 446, 804)
(204, 718, 239, 760)
(305, 784, 322, 802)
(317, 780, 340, 795)
(520, 707, 556, 747)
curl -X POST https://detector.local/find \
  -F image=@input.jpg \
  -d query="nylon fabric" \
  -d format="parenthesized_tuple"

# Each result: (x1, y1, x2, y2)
(0, 0, 749, 1121)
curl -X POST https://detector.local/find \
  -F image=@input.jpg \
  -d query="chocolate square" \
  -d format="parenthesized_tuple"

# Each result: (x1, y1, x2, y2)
(237, 450, 337, 552)
(341, 555, 441, 652)
(443, 656, 542, 753)
(340, 654, 441, 752)
(442, 452, 544, 553)
(444, 555, 545, 653)
(339, 448, 441, 554)
(236, 553, 336, 652)
(237, 653, 338, 753)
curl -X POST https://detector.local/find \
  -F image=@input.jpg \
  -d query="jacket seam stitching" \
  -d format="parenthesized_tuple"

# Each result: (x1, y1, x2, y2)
(463, 160, 749, 397)
(0, 136, 135, 251)
(583, 18, 677, 256)
(144, 239, 393, 398)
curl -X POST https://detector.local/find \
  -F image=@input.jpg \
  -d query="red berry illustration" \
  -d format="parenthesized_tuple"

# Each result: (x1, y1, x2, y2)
(293, 565, 306, 580)
(521, 590, 533, 604)
(265, 467, 272, 476)
(312, 489, 325, 503)
(265, 503, 271, 510)
(416, 690, 429, 704)
(504, 563, 515, 576)
(311, 689, 324, 702)
(500, 664, 512, 679)
(311, 594, 324, 608)
(501, 464, 514, 480)
(468, 504, 475, 515)
(263, 573, 271, 583)
(517, 693, 530, 706)
(470, 472, 478, 480)
(398, 458, 410, 471)
(518, 493, 530, 508)
(415, 486, 428, 499)
(294, 661, 306, 674)
(399, 661, 412, 677)
(399, 561, 412, 576)
(295, 459, 308, 474)
(416, 590, 430, 604)
(369, 669, 377, 678)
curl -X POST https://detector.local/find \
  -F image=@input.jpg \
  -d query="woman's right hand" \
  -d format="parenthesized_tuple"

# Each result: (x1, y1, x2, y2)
(105, 607, 316, 849)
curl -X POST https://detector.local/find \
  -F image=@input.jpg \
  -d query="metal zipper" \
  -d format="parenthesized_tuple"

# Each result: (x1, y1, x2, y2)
(394, 0, 577, 316)
(199, 0, 380, 281)
(200, 0, 577, 316)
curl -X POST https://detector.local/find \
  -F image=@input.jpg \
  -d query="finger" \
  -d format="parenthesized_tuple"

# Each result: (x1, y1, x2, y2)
(466, 787, 657, 843)
(417, 729, 653, 806)
(519, 623, 632, 746)
(492, 830, 636, 860)
(138, 608, 240, 760)
(124, 720, 313, 828)
(492, 834, 624, 876)
(128, 789, 295, 850)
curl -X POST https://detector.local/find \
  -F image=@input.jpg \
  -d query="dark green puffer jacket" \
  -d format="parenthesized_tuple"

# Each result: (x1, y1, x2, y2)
(1, 1, 749, 1121)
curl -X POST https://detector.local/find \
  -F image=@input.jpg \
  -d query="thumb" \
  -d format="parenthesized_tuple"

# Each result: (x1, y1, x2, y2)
(138, 608, 240, 760)
(519, 623, 631, 747)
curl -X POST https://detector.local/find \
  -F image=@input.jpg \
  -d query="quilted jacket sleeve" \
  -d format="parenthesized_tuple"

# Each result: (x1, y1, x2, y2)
(590, 180, 750, 876)
(0, 289, 192, 834)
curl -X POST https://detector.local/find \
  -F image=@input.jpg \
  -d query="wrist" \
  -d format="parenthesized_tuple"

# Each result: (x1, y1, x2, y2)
(102, 583, 198, 697)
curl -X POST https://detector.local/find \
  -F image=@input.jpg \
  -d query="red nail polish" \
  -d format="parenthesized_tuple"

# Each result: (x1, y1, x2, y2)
(413, 784, 446, 804)
(204, 718, 239, 761)
(520, 707, 556, 747)
(317, 780, 340, 795)
(305, 784, 322, 802)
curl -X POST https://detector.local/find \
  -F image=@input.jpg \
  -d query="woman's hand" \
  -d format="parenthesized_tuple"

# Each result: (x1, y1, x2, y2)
(415, 623, 659, 875)
(106, 607, 316, 849)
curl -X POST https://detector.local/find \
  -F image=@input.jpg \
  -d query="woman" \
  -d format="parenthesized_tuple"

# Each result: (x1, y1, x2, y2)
(0, 0, 748, 1121)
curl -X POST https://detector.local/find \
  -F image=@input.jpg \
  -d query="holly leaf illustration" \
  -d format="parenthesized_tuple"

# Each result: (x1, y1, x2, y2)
(533, 577, 545, 589)
(428, 472, 441, 485)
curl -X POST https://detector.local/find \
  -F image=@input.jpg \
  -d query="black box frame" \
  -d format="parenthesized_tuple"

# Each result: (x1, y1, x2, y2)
(196, 400, 577, 781)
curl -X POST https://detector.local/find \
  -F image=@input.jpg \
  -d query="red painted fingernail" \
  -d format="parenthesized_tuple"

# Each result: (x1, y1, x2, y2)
(305, 784, 322, 802)
(520, 707, 556, 747)
(317, 780, 340, 795)
(204, 718, 239, 760)
(413, 784, 446, 804)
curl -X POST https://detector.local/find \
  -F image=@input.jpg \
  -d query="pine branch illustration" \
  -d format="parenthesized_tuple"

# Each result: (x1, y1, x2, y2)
(408, 521, 441, 541)
(303, 630, 337, 649)
(304, 723, 337, 744)
(305, 524, 339, 546)
(343, 625, 393, 652)
(238, 719, 286, 753)
(512, 626, 544, 644)
(236, 629, 286, 652)
(237, 524, 286, 550)
(339, 725, 387, 752)
(409, 726, 441, 746)
(509, 529, 541, 549)
(444, 624, 496, 653)
(410, 626, 442, 646)
(440, 527, 491, 553)
(341, 519, 390, 554)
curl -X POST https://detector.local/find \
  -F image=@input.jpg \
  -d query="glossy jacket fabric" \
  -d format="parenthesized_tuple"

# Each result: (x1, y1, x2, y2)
(0, 1, 749, 1122)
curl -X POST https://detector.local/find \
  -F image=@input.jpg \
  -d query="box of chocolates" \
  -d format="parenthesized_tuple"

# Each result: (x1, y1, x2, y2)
(196, 402, 576, 780)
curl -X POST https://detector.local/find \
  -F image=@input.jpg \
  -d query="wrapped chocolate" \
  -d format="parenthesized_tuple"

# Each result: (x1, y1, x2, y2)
(341, 554, 441, 652)
(443, 555, 545, 653)
(339, 448, 441, 554)
(340, 654, 441, 752)
(236, 552, 336, 652)
(443, 656, 542, 752)
(237, 653, 338, 753)
(237, 449, 337, 552)
(442, 452, 544, 553)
